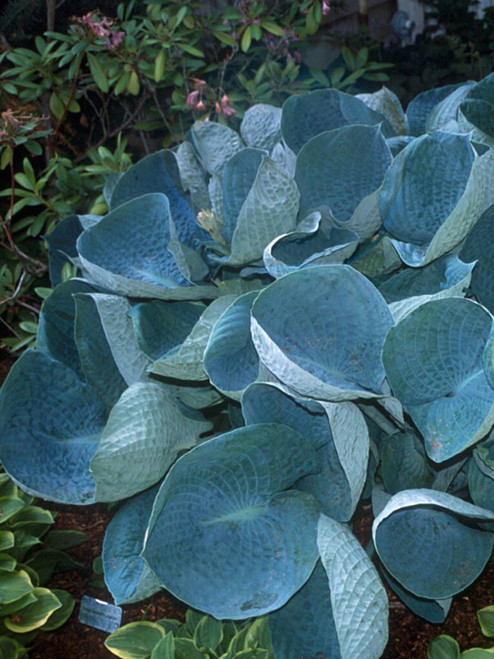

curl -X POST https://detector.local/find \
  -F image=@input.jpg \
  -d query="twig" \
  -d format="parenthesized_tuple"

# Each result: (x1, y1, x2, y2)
(0, 315, 21, 340)
(0, 271, 26, 309)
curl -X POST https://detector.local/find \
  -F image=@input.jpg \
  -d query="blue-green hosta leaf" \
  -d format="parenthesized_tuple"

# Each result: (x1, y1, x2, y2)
(356, 87, 407, 135)
(269, 560, 341, 659)
(379, 254, 475, 322)
(73, 294, 127, 412)
(222, 148, 265, 245)
(110, 150, 208, 249)
(228, 155, 300, 265)
(270, 140, 296, 178)
(460, 204, 494, 314)
(406, 82, 468, 136)
(103, 485, 161, 605)
(425, 81, 476, 133)
(468, 439, 494, 511)
(281, 88, 393, 154)
(458, 74, 494, 143)
(150, 295, 236, 381)
(372, 489, 494, 599)
(263, 211, 359, 278)
(130, 300, 204, 362)
(379, 430, 434, 494)
(242, 383, 369, 521)
(386, 135, 415, 157)
(174, 141, 210, 213)
(251, 265, 394, 401)
(351, 234, 402, 279)
(381, 131, 475, 246)
(204, 292, 259, 400)
(382, 566, 451, 623)
(240, 104, 282, 152)
(383, 137, 491, 267)
(383, 297, 494, 462)
(0, 351, 106, 504)
(318, 515, 388, 659)
(90, 382, 211, 502)
(46, 214, 83, 286)
(191, 121, 244, 175)
(142, 423, 320, 619)
(36, 278, 97, 374)
(77, 193, 215, 300)
(296, 125, 392, 225)
(76, 293, 149, 387)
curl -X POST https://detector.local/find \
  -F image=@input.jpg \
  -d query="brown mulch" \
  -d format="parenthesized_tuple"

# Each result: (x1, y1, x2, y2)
(1, 352, 494, 658)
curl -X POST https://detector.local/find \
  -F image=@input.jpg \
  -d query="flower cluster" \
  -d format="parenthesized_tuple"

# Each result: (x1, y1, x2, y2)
(186, 79, 237, 119)
(75, 12, 125, 50)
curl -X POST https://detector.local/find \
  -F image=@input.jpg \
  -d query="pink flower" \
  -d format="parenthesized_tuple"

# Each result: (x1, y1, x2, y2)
(187, 91, 200, 108)
(215, 101, 221, 114)
(221, 94, 230, 108)
(196, 100, 206, 111)
(322, 0, 331, 15)
(109, 30, 125, 49)
(222, 106, 237, 117)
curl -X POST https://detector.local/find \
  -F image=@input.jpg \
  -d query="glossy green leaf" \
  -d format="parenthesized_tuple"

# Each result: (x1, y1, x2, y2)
(105, 621, 166, 659)
(427, 635, 460, 659)
(103, 485, 161, 605)
(383, 298, 494, 462)
(4, 587, 61, 633)
(0, 570, 33, 605)
(251, 265, 394, 401)
(41, 589, 76, 630)
(373, 489, 494, 599)
(142, 424, 320, 619)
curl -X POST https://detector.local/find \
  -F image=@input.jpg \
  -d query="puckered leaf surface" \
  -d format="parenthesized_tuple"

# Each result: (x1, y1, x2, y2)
(251, 265, 394, 401)
(103, 485, 162, 605)
(373, 489, 494, 599)
(0, 351, 106, 504)
(383, 297, 494, 462)
(142, 423, 320, 619)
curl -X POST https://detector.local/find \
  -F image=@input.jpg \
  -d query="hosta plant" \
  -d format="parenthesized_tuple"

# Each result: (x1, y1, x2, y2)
(5, 75, 494, 657)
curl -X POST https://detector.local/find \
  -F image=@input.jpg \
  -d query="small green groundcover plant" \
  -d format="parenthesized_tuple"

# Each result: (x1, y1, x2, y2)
(429, 604, 494, 658)
(105, 609, 274, 659)
(6, 72, 494, 657)
(0, 465, 86, 657)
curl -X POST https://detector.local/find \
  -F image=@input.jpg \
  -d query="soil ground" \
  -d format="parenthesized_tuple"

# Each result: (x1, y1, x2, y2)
(1, 352, 494, 658)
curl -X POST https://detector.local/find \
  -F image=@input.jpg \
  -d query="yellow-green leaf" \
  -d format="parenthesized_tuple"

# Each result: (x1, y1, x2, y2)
(127, 71, 140, 96)
(154, 49, 166, 83)
(87, 52, 110, 93)
(241, 26, 252, 52)
(261, 20, 285, 37)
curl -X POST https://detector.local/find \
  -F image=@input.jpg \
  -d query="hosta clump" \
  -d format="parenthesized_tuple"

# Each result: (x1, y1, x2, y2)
(5, 76, 494, 657)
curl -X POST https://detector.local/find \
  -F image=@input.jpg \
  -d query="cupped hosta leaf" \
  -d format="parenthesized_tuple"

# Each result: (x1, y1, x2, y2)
(382, 567, 451, 623)
(175, 140, 210, 213)
(36, 278, 97, 374)
(74, 294, 127, 411)
(150, 294, 236, 381)
(142, 423, 320, 619)
(130, 300, 204, 362)
(318, 515, 388, 659)
(379, 429, 434, 494)
(227, 155, 300, 265)
(425, 81, 476, 133)
(383, 297, 494, 462)
(0, 350, 106, 504)
(109, 150, 208, 249)
(222, 149, 265, 244)
(77, 193, 215, 300)
(381, 131, 475, 246)
(263, 211, 359, 278)
(379, 254, 475, 322)
(45, 214, 83, 286)
(204, 291, 259, 400)
(460, 204, 494, 314)
(372, 489, 494, 599)
(90, 382, 211, 501)
(357, 86, 407, 135)
(240, 104, 282, 152)
(74, 293, 150, 409)
(269, 560, 340, 659)
(191, 120, 244, 175)
(405, 82, 467, 136)
(242, 383, 369, 522)
(281, 88, 393, 154)
(103, 485, 161, 605)
(251, 265, 394, 401)
(295, 125, 392, 223)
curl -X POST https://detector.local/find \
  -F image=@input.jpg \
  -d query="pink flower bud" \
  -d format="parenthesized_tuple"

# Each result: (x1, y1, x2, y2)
(196, 100, 206, 111)
(221, 94, 230, 108)
(215, 102, 221, 114)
